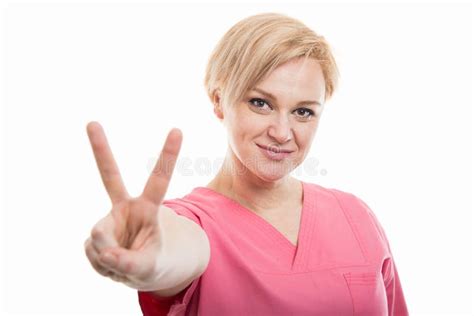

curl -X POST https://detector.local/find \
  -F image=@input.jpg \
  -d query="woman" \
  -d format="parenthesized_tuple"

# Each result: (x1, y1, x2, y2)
(84, 12, 409, 315)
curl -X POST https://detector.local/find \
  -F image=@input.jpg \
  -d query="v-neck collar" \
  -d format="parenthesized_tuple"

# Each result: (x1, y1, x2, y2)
(193, 180, 317, 271)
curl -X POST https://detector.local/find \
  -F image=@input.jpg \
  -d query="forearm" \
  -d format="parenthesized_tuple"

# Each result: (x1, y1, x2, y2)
(146, 205, 210, 293)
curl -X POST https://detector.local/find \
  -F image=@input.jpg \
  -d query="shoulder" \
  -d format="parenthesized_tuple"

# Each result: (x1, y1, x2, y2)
(304, 181, 370, 214)
(161, 187, 220, 226)
(308, 182, 378, 223)
(305, 182, 391, 250)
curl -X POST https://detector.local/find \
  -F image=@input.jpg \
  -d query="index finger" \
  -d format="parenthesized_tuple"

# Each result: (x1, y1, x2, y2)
(141, 128, 182, 206)
(87, 121, 129, 204)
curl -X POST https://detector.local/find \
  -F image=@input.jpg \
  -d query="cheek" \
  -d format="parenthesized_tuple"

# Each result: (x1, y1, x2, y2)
(295, 124, 317, 150)
(225, 114, 255, 148)
(229, 109, 265, 137)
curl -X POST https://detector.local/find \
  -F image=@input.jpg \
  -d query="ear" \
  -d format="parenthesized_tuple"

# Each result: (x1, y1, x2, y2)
(212, 90, 224, 120)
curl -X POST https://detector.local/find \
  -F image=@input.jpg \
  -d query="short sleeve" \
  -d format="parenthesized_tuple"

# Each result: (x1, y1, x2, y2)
(137, 199, 203, 315)
(138, 278, 201, 316)
(355, 196, 410, 316)
(162, 199, 202, 227)
(138, 288, 185, 316)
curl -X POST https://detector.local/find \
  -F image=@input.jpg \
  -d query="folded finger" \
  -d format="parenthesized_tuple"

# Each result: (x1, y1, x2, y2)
(99, 246, 155, 278)
(84, 238, 112, 277)
(90, 216, 119, 251)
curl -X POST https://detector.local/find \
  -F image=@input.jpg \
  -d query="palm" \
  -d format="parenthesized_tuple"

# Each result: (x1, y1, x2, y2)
(110, 198, 159, 251)
(84, 121, 183, 286)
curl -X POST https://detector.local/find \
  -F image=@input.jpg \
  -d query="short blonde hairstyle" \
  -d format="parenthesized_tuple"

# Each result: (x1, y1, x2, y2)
(204, 12, 339, 109)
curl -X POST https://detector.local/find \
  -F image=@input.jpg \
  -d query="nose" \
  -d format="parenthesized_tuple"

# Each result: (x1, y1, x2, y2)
(268, 114, 293, 144)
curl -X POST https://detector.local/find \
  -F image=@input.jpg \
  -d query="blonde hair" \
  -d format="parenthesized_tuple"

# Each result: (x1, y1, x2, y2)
(204, 12, 339, 109)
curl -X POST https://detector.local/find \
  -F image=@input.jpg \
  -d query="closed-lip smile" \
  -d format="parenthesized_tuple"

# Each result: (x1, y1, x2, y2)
(256, 143, 294, 153)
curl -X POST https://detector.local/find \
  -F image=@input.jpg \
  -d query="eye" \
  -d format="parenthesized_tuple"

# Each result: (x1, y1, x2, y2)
(248, 98, 272, 111)
(294, 108, 315, 119)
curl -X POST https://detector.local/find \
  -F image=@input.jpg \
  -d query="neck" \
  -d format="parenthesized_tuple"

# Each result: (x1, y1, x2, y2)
(207, 147, 302, 214)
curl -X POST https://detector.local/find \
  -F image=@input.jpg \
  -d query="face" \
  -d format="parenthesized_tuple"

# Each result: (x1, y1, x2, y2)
(217, 57, 326, 183)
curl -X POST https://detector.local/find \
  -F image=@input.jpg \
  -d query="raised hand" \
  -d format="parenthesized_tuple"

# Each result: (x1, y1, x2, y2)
(84, 121, 183, 290)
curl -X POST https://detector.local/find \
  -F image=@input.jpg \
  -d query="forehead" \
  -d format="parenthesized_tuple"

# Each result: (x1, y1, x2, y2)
(255, 57, 325, 102)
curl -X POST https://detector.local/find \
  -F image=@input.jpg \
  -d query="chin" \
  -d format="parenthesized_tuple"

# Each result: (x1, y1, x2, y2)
(251, 163, 295, 183)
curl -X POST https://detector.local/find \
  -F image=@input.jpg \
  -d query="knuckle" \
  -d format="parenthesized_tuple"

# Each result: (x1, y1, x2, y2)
(84, 241, 93, 257)
(122, 259, 134, 275)
(93, 263, 109, 277)
(108, 273, 122, 283)
(85, 251, 107, 276)
(85, 250, 110, 277)
(91, 226, 105, 241)
(85, 244, 98, 263)
(83, 238, 91, 249)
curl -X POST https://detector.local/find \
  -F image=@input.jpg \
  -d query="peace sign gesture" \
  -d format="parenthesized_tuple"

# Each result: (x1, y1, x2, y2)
(84, 121, 185, 291)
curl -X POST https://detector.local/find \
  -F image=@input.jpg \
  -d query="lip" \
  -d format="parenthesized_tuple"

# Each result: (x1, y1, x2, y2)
(256, 143, 294, 153)
(256, 143, 294, 161)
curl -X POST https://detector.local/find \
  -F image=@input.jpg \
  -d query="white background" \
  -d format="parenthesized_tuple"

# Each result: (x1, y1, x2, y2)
(1, 1, 472, 315)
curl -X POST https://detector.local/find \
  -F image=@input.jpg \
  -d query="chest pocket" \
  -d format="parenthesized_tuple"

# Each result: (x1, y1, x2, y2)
(343, 270, 388, 316)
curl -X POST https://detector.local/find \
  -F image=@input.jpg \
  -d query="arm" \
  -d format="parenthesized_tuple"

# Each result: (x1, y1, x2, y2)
(381, 257, 409, 316)
(137, 205, 209, 315)
(148, 204, 210, 297)
(364, 202, 409, 316)
(84, 123, 210, 293)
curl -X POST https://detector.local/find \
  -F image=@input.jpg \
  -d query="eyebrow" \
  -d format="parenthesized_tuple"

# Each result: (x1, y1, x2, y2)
(252, 87, 322, 107)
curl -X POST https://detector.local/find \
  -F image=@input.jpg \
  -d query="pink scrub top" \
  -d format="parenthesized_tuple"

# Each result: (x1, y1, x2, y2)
(138, 181, 409, 315)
